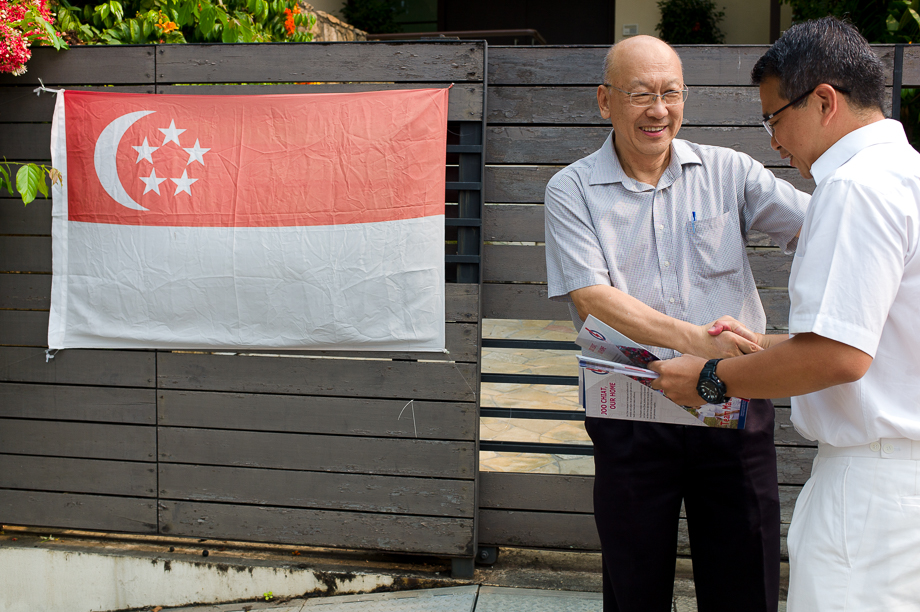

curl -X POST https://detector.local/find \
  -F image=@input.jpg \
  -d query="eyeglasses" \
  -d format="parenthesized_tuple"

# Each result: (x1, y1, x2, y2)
(762, 85, 851, 137)
(604, 84, 689, 107)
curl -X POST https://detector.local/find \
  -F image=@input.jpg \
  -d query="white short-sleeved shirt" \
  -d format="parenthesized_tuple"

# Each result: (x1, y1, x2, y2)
(789, 119, 920, 446)
(545, 131, 809, 359)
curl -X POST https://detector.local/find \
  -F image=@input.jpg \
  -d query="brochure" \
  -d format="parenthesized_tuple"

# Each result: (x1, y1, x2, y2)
(575, 315, 748, 429)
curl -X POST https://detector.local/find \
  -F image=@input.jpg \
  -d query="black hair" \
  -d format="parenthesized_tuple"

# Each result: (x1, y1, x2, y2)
(751, 16, 885, 112)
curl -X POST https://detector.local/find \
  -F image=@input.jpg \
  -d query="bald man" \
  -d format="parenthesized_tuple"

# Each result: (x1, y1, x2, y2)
(544, 36, 809, 612)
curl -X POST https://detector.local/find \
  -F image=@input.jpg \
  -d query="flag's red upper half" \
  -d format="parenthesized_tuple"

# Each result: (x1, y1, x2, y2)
(64, 88, 449, 227)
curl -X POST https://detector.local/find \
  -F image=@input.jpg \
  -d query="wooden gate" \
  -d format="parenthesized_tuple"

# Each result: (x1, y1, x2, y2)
(476, 43, 920, 560)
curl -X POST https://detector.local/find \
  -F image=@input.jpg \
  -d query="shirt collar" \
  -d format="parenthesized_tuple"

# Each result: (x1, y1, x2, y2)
(810, 119, 908, 185)
(590, 130, 703, 189)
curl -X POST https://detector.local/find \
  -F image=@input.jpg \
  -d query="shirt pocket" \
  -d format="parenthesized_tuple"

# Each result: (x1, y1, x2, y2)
(688, 210, 746, 281)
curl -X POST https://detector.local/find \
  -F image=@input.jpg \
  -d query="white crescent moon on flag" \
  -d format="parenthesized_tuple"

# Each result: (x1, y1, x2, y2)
(94, 110, 156, 211)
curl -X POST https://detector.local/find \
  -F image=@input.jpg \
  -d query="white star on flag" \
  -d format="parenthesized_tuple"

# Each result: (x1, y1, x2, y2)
(171, 170, 197, 196)
(159, 120, 185, 146)
(132, 137, 158, 164)
(183, 139, 210, 166)
(140, 169, 167, 194)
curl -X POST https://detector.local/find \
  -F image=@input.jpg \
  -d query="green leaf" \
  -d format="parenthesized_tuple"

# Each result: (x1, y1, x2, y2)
(110, 1, 124, 22)
(222, 21, 238, 42)
(100, 3, 110, 21)
(16, 164, 44, 205)
(200, 5, 216, 35)
(0, 162, 12, 195)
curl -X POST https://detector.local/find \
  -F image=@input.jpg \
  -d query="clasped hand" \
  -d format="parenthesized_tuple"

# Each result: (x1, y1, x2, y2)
(649, 316, 761, 406)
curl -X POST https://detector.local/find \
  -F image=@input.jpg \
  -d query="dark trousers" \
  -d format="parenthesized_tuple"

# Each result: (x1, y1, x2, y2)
(586, 399, 780, 612)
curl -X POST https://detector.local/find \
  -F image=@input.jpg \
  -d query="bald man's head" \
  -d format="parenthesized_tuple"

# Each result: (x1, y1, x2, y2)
(602, 36, 683, 86)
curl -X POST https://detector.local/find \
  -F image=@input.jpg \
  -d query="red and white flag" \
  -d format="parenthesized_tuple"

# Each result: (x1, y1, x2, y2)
(49, 89, 448, 351)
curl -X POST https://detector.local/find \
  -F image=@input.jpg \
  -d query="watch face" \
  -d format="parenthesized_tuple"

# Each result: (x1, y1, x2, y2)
(698, 380, 720, 403)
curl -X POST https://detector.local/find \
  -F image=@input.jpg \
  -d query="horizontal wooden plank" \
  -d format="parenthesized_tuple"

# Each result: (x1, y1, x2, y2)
(0, 86, 156, 122)
(481, 469, 805, 517)
(158, 427, 474, 479)
(0, 489, 157, 533)
(0, 310, 48, 347)
(488, 85, 763, 126)
(775, 407, 812, 446)
(159, 390, 475, 441)
(761, 288, 790, 331)
(484, 165, 813, 207)
(482, 282, 571, 321)
(482, 282, 789, 328)
(0, 383, 155, 424)
(485, 168, 555, 205)
(480, 472, 593, 513)
(479, 509, 791, 559)
(776, 445, 817, 485)
(446, 283, 479, 323)
(156, 83, 483, 121)
(479, 508, 599, 550)
(0, 46, 156, 86)
(483, 245, 792, 287)
(0, 310, 478, 360)
(0, 419, 156, 462)
(483, 204, 545, 242)
(488, 84, 891, 126)
(487, 45, 896, 87)
(0, 198, 51, 234)
(901, 44, 920, 87)
(486, 126, 794, 166)
(156, 42, 484, 84)
(0, 236, 51, 272)
(0, 274, 51, 310)
(159, 463, 473, 518)
(159, 500, 473, 556)
(157, 352, 478, 401)
(0, 454, 156, 497)
(0, 347, 156, 387)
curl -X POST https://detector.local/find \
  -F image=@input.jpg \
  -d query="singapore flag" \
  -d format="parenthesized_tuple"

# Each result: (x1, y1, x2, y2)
(48, 89, 448, 351)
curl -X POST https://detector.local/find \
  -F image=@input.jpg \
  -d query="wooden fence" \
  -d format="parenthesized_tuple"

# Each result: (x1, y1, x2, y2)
(0, 41, 486, 577)
(2, 41, 919, 575)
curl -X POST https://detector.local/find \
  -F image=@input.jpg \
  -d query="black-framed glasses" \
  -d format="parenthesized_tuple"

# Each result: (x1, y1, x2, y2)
(762, 85, 851, 137)
(604, 84, 689, 107)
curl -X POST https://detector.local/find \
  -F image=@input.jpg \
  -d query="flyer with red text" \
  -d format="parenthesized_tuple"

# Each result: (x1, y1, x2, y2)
(576, 315, 748, 429)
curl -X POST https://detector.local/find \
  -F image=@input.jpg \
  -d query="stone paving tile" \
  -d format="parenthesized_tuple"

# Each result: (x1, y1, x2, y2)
(475, 586, 602, 612)
(480, 319, 593, 476)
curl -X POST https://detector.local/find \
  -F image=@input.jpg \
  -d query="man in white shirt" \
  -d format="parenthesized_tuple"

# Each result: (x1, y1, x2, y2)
(650, 17, 920, 611)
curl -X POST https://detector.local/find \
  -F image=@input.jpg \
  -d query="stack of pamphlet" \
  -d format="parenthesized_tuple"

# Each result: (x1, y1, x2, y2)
(576, 315, 748, 429)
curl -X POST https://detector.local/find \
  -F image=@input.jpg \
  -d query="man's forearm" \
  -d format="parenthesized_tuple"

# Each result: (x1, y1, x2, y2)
(719, 333, 870, 399)
(571, 284, 699, 353)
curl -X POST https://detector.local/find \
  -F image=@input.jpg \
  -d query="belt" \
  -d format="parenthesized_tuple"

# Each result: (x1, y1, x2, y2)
(818, 438, 920, 460)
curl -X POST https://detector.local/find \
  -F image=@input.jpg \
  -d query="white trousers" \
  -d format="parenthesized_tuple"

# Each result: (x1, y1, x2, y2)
(787, 440, 920, 611)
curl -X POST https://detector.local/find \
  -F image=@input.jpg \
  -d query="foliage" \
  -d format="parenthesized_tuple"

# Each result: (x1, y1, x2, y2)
(779, 0, 894, 41)
(340, 0, 399, 34)
(1, 0, 68, 75)
(53, 0, 317, 44)
(656, 0, 726, 44)
(0, 159, 63, 205)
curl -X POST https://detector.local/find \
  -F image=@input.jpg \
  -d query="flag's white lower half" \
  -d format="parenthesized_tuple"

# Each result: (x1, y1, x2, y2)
(48, 216, 445, 351)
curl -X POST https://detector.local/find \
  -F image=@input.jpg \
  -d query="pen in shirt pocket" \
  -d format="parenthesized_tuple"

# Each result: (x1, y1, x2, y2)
(692, 211, 696, 234)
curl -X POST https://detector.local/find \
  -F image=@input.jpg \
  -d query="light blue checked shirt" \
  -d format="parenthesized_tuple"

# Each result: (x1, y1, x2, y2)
(545, 131, 809, 359)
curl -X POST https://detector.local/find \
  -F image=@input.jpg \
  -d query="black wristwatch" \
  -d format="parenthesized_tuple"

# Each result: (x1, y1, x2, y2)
(697, 358, 730, 405)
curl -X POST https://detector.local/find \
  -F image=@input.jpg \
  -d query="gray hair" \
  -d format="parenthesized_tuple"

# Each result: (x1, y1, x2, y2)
(751, 16, 885, 112)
